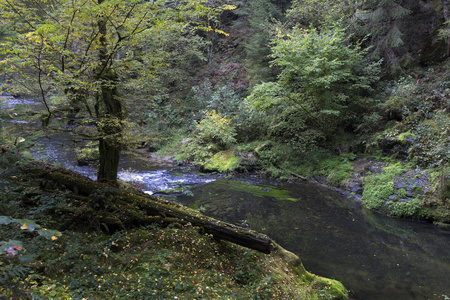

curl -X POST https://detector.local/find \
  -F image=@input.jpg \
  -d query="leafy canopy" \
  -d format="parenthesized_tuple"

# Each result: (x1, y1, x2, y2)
(270, 25, 379, 115)
(247, 24, 380, 146)
(0, 0, 234, 182)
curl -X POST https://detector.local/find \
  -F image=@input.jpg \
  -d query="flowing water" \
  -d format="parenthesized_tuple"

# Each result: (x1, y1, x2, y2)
(2, 96, 450, 299)
(30, 131, 216, 195)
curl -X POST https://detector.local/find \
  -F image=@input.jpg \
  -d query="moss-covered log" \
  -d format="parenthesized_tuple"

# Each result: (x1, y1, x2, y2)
(23, 162, 274, 254)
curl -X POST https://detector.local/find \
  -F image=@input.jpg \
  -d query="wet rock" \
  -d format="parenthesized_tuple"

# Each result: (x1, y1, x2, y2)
(344, 178, 364, 195)
(378, 137, 413, 160)
(393, 170, 431, 203)
(77, 159, 90, 167)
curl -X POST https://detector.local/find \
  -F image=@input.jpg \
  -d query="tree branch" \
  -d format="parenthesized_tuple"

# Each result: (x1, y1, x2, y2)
(36, 46, 52, 121)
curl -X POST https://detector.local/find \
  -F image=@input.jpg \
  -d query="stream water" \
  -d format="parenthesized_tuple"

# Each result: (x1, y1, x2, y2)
(177, 179, 450, 300)
(2, 96, 450, 300)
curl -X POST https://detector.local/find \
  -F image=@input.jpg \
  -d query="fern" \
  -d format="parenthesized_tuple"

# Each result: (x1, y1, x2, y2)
(365, 7, 387, 23)
(387, 25, 404, 48)
(390, 5, 411, 20)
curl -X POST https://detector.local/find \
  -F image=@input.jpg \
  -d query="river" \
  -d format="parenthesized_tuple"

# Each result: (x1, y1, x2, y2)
(2, 96, 450, 300)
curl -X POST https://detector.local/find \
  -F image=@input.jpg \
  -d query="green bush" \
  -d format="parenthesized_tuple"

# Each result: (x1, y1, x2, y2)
(408, 111, 450, 167)
(183, 111, 237, 165)
(382, 77, 416, 117)
(195, 110, 236, 148)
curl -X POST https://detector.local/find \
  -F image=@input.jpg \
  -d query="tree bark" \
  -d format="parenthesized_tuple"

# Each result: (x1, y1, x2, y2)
(26, 162, 274, 254)
(96, 0, 123, 184)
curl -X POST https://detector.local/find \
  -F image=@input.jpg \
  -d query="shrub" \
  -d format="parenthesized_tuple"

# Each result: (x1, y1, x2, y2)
(408, 111, 450, 167)
(183, 111, 237, 165)
(195, 110, 236, 149)
(381, 77, 417, 118)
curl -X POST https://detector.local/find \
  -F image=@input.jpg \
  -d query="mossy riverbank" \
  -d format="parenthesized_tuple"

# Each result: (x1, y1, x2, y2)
(157, 138, 450, 227)
(0, 153, 348, 299)
(316, 157, 450, 227)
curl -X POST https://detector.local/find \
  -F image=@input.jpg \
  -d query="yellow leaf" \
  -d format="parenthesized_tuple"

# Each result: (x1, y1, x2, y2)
(20, 223, 29, 230)
(51, 236, 58, 241)
(222, 5, 237, 11)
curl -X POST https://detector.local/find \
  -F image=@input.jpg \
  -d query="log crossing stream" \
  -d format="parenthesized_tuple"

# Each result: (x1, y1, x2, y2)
(2, 95, 450, 300)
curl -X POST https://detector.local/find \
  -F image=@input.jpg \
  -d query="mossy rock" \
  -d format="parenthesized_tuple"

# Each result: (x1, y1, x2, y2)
(204, 150, 241, 172)
(434, 221, 450, 230)
(269, 243, 348, 300)
(362, 164, 406, 210)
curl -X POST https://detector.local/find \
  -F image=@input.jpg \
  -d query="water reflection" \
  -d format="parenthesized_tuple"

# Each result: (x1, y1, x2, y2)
(177, 179, 450, 300)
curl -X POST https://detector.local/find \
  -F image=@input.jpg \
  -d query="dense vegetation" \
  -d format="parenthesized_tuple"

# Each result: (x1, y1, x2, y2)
(1, 0, 450, 298)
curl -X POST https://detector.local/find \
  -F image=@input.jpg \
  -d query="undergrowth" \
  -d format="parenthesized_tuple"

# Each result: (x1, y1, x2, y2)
(0, 155, 345, 299)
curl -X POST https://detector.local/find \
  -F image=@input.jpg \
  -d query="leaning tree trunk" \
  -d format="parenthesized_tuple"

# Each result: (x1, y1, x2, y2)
(96, 0, 123, 184)
(25, 162, 274, 254)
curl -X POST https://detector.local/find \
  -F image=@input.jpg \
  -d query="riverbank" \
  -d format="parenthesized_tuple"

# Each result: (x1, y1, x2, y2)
(2, 93, 449, 298)
(156, 138, 450, 228)
(0, 152, 348, 299)
(326, 157, 450, 228)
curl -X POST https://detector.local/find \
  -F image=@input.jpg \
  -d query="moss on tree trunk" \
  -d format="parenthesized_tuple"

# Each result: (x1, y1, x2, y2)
(95, 4, 123, 184)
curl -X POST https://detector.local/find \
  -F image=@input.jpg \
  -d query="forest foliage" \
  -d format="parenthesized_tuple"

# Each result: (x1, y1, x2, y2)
(0, 0, 449, 201)
(2, 0, 450, 298)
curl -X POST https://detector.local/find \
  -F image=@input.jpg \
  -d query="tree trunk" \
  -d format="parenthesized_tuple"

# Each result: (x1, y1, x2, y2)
(96, 80, 122, 183)
(25, 162, 274, 254)
(98, 127, 122, 183)
(96, 0, 123, 184)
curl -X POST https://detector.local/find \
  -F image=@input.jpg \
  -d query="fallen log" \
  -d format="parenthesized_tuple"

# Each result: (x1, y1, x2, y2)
(24, 162, 274, 254)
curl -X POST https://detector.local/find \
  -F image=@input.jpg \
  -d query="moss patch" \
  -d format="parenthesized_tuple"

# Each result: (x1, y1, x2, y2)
(387, 198, 423, 218)
(267, 244, 348, 299)
(362, 164, 406, 210)
(204, 150, 241, 172)
(218, 180, 299, 202)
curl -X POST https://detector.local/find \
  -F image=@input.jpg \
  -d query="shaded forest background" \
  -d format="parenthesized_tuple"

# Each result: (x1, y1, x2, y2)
(2, 0, 450, 214)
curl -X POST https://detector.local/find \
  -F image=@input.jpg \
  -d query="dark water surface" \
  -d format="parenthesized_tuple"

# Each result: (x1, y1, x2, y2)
(177, 179, 450, 300)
